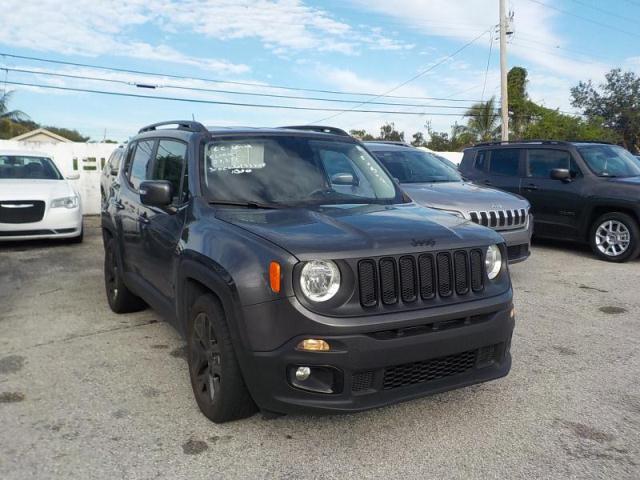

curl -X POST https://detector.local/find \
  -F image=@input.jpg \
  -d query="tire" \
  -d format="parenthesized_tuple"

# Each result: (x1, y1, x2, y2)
(589, 212, 640, 263)
(187, 294, 257, 423)
(104, 238, 146, 313)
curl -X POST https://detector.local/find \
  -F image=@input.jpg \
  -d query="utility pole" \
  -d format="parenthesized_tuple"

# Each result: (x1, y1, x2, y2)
(499, 0, 509, 142)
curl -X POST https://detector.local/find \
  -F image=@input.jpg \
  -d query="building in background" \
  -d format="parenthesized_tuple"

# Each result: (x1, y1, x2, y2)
(10, 128, 72, 145)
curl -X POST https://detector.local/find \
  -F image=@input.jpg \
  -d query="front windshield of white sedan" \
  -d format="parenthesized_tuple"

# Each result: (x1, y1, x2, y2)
(0, 156, 63, 180)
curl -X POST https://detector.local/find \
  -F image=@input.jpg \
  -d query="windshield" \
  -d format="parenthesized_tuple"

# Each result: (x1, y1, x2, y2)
(0, 155, 63, 180)
(577, 145, 640, 178)
(371, 149, 462, 183)
(202, 136, 401, 206)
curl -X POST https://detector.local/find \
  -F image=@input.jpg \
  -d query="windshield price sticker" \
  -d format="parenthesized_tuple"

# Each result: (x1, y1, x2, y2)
(207, 144, 266, 174)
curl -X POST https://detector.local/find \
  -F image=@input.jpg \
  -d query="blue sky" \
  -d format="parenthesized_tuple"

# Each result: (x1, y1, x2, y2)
(1, 0, 639, 142)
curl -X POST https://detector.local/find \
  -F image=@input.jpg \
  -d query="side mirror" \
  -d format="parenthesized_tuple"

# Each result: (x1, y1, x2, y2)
(331, 172, 358, 186)
(550, 168, 571, 182)
(140, 180, 172, 207)
(66, 173, 80, 180)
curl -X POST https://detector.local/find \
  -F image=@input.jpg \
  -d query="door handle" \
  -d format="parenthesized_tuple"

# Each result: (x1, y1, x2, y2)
(113, 199, 125, 210)
(523, 183, 538, 191)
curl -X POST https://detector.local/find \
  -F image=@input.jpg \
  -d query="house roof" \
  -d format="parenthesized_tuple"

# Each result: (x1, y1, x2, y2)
(10, 128, 72, 143)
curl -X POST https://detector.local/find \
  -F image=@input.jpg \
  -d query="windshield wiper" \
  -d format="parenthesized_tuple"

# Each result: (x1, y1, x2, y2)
(208, 200, 282, 209)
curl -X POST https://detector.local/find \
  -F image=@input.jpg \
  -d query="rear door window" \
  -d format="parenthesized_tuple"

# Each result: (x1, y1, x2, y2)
(489, 149, 520, 176)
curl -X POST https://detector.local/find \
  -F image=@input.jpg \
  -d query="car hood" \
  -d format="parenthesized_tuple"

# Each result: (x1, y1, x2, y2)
(606, 176, 640, 186)
(214, 202, 503, 260)
(401, 181, 529, 214)
(0, 179, 76, 202)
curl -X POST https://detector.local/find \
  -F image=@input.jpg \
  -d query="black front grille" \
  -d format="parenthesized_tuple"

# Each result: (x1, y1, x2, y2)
(379, 258, 398, 305)
(358, 249, 484, 308)
(352, 371, 374, 392)
(383, 349, 478, 390)
(0, 201, 46, 224)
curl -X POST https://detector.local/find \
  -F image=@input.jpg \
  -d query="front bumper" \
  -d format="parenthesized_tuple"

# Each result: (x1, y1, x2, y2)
(238, 291, 514, 415)
(0, 206, 83, 241)
(498, 214, 533, 264)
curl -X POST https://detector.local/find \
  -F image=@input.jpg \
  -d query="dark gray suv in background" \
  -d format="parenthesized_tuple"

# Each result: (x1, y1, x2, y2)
(101, 121, 515, 423)
(366, 142, 532, 263)
(460, 140, 640, 262)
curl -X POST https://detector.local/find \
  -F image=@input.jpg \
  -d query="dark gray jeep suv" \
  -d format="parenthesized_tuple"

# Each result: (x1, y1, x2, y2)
(101, 121, 515, 423)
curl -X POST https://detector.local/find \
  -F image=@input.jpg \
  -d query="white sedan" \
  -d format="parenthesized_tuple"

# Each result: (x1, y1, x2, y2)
(0, 150, 83, 242)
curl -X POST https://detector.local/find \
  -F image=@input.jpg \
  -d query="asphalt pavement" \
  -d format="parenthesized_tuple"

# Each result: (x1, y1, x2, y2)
(1, 216, 638, 479)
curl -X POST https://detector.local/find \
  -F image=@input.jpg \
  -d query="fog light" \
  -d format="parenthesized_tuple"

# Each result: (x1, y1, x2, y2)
(297, 338, 330, 352)
(288, 365, 343, 394)
(295, 366, 311, 381)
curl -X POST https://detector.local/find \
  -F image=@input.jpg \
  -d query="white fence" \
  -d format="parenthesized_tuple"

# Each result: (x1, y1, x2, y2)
(0, 140, 118, 215)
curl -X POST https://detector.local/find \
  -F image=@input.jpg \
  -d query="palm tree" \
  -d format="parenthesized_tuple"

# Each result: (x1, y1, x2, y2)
(0, 91, 28, 121)
(464, 96, 500, 142)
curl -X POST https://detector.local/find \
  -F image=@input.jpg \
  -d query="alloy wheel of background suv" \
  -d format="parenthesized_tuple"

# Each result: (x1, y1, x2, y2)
(590, 212, 640, 262)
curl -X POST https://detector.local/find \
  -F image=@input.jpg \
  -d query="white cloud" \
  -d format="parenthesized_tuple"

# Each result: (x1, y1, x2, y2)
(0, 0, 248, 74)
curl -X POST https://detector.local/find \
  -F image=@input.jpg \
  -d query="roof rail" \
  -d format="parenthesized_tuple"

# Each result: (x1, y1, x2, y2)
(279, 125, 351, 137)
(364, 140, 411, 146)
(473, 139, 614, 147)
(138, 120, 208, 134)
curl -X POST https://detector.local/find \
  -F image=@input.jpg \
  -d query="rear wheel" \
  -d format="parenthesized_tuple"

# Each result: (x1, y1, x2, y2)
(590, 212, 640, 263)
(104, 238, 146, 313)
(187, 294, 257, 423)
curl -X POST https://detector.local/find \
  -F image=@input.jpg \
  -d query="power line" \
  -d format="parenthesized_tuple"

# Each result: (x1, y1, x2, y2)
(310, 27, 493, 124)
(481, 29, 495, 101)
(569, 0, 637, 24)
(0, 67, 484, 110)
(0, 52, 482, 103)
(4, 79, 529, 117)
(524, 0, 640, 40)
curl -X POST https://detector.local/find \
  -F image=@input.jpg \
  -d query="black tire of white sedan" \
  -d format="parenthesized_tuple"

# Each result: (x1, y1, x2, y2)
(187, 294, 257, 423)
(590, 212, 640, 263)
(104, 238, 147, 313)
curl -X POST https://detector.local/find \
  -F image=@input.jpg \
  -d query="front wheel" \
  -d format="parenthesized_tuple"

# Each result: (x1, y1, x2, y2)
(187, 294, 257, 423)
(590, 212, 640, 263)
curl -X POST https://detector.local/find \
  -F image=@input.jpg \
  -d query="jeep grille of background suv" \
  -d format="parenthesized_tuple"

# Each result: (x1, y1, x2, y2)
(468, 208, 528, 231)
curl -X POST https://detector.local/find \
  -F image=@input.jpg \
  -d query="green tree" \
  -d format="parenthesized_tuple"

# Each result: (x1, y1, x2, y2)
(522, 108, 617, 142)
(349, 129, 375, 141)
(571, 69, 640, 152)
(464, 96, 500, 142)
(507, 67, 537, 139)
(411, 131, 425, 147)
(424, 122, 475, 151)
(0, 91, 28, 121)
(378, 122, 404, 141)
(43, 126, 90, 142)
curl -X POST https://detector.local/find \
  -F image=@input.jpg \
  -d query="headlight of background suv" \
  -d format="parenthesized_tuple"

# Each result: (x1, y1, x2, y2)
(51, 196, 79, 209)
(299, 260, 341, 302)
(485, 244, 503, 280)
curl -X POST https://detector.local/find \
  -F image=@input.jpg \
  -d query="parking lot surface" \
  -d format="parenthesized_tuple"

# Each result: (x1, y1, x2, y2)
(1, 217, 639, 479)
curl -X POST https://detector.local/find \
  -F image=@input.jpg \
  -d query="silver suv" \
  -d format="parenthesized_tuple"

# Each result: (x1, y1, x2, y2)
(366, 142, 532, 263)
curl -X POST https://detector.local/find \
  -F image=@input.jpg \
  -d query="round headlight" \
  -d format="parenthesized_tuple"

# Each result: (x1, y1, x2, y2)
(485, 244, 503, 280)
(299, 260, 341, 302)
